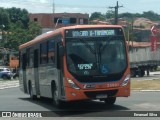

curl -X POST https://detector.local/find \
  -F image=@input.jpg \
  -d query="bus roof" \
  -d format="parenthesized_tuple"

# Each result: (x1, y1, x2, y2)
(19, 25, 123, 50)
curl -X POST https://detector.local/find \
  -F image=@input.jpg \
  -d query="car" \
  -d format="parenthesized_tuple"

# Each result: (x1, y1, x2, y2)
(0, 68, 13, 80)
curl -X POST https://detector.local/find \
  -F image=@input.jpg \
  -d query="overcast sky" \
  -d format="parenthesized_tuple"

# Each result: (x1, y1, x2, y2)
(0, 0, 160, 15)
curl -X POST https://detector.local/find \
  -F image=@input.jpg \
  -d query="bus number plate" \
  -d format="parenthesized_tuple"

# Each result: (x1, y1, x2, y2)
(96, 94, 108, 99)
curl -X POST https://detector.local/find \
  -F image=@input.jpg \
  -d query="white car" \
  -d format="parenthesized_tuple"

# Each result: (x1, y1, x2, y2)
(0, 68, 13, 80)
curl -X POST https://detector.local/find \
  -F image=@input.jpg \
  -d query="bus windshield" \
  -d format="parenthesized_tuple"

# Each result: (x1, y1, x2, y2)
(66, 36, 127, 77)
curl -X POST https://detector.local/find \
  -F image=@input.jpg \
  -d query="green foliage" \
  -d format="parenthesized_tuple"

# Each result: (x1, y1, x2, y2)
(6, 7, 29, 28)
(28, 21, 42, 39)
(142, 11, 159, 21)
(0, 7, 10, 30)
(0, 7, 41, 51)
(89, 11, 160, 22)
(90, 12, 106, 21)
(119, 12, 133, 18)
(4, 21, 41, 51)
(106, 10, 114, 19)
(119, 11, 160, 21)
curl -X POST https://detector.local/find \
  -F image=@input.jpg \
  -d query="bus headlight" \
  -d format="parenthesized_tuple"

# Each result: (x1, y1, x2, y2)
(67, 78, 80, 90)
(121, 74, 130, 86)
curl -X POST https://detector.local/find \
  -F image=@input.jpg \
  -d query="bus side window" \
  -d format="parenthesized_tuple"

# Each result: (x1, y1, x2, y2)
(48, 39, 55, 63)
(40, 42, 48, 64)
(29, 50, 34, 67)
(22, 53, 26, 70)
(26, 48, 34, 67)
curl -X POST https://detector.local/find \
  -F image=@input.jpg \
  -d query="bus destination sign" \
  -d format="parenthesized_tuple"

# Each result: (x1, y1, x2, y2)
(65, 28, 124, 38)
(72, 30, 115, 37)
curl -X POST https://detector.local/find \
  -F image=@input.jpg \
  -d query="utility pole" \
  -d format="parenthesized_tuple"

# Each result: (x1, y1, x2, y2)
(109, 1, 123, 25)
(53, 0, 55, 13)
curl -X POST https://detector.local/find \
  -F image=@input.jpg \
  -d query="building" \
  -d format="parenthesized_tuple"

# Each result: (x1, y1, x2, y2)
(29, 13, 89, 33)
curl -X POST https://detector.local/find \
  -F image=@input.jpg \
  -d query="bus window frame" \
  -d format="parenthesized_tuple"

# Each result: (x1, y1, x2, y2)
(26, 47, 34, 68)
(37, 34, 62, 68)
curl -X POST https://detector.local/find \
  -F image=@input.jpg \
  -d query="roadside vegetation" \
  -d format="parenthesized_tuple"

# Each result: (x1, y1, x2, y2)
(0, 7, 42, 53)
(131, 79, 160, 90)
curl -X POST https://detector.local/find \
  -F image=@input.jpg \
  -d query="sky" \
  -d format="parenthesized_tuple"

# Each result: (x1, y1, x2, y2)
(0, 0, 160, 15)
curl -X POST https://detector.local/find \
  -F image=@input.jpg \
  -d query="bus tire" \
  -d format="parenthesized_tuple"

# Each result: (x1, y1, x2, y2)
(52, 84, 63, 108)
(138, 69, 144, 77)
(2, 75, 10, 80)
(131, 70, 136, 77)
(104, 97, 116, 105)
(29, 82, 37, 100)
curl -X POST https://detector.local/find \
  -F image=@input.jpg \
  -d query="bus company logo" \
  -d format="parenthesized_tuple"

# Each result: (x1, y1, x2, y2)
(84, 84, 96, 89)
(2, 112, 11, 117)
(1, 112, 42, 118)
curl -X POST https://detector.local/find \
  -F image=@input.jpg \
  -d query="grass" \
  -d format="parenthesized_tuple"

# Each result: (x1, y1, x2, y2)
(131, 79, 160, 90)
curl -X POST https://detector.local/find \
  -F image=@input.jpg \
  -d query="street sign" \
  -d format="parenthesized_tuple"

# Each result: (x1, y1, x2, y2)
(151, 25, 158, 36)
(62, 18, 70, 24)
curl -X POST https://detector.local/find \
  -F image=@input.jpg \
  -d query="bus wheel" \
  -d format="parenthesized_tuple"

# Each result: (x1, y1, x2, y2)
(29, 84, 37, 100)
(104, 97, 116, 105)
(131, 70, 136, 77)
(52, 85, 63, 107)
(138, 69, 145, 77)
(2, 75, 10, 80)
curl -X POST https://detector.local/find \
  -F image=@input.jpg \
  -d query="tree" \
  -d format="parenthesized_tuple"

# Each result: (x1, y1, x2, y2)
(90, 12, 105, 21)
(4, 21, 27, 50)
(4, 21, 41, 51)
(0, 7, 10, 30)
(0, 7, 42, 51)
(119, 12, 133, 18)
(6, 7, 29, 28)
(106, 10, 114, 20)
(142, 11, 159, 21)
(28, 21, 42, 40)
(0, 7, 42, 64)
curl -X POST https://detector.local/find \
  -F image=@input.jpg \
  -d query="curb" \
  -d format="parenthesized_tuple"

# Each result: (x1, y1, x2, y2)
(132, 90, 160, 92)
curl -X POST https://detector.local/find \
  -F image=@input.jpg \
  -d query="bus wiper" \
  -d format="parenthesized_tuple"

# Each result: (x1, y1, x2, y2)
(79, 39, 96, 54)
(99, 38, 113, 54)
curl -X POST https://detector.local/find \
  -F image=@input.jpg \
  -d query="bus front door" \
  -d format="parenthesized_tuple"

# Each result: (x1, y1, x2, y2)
(57, 42, 65, 97)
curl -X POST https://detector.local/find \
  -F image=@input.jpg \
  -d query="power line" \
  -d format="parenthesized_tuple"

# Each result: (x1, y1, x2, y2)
(122, 6, 139, 14)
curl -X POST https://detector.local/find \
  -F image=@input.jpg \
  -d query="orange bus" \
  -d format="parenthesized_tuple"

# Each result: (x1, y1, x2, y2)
(19, 25, 130, 107)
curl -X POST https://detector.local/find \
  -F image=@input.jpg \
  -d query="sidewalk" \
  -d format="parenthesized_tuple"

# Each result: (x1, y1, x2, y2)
(0, 80, 19, 90)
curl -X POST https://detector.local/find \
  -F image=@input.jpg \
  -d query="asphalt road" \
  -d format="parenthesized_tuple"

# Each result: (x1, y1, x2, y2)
(0, 87, 160, 115)
(1, 71, 160, 120)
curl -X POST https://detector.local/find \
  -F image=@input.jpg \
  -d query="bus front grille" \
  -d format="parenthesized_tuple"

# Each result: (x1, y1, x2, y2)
(74, 73, 123, 83)
(84, 89, 118, 98)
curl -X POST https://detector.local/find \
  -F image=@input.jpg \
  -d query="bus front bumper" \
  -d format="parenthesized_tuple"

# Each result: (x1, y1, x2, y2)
(65, 85, 130, 101)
